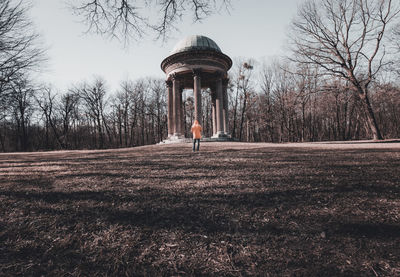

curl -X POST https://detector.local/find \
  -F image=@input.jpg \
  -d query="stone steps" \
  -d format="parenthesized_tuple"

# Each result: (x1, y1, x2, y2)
(159, 136, 236, 144)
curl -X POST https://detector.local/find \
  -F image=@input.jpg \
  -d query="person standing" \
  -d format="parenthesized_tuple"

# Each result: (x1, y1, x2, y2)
(191, 120, 202, 152)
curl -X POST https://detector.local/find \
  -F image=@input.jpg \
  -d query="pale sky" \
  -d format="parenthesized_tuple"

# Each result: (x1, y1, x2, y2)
(30, 0, 304, 93)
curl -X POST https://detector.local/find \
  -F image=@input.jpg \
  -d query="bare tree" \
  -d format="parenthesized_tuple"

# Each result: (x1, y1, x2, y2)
(148, 79, 167, 142)
(273, 63, 297, 142)
(372, 82, 400, 138)
(259, 61, 277, 141)
(0, 1, 45, 89)
(290, 0, 400, 140)
(113, 83, 130, 147)
(75, 78, 109, 148)
(9, 78, 35, 151)
(292, 64, 321, 141)
(391, 22, 400, 77)
(0, 1, 45, 151)
(35, 86, 66, 149)
(71, 0, 230, 42)
(58, 91, 80, 148)
(229, 59, 254, 140)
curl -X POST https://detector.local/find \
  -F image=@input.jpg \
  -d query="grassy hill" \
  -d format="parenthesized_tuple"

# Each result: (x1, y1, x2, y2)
(1, 141, 400, 276)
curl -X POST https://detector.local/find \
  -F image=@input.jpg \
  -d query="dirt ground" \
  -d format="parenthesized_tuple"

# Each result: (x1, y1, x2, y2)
(0, 141, 399, 276)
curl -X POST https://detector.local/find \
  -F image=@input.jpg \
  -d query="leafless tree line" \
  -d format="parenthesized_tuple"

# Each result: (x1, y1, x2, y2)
(226, 59, 400, 143)
(1, 59, 399, 152)
(0, 77, 167, 152)
(1, 0, 400, 151)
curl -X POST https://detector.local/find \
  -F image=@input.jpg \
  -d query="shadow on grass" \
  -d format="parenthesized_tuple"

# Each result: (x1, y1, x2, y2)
(2, 183, 400, 240)
(1, 145, 400, 276)
(331, 222, 400, 239)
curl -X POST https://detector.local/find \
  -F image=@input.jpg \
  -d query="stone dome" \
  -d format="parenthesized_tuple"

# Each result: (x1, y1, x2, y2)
(171, 35, 222, 54)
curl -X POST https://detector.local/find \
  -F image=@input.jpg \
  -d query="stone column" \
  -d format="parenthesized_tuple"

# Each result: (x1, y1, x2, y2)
(215, 75, 224, 136)
(222, 78, 229, 135)
(180, 87, 185, 136)
(211, 91, 217, 136)
(172, 75, 181, 136)
(193, 69, 202, 125)
(166, 81, 173, 137)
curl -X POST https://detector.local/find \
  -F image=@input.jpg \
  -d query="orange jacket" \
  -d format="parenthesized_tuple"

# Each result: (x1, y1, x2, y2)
(191, 120, 202, 139)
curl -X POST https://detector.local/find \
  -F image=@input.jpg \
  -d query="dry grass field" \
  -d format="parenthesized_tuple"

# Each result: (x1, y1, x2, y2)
(1, 141, 400, 276)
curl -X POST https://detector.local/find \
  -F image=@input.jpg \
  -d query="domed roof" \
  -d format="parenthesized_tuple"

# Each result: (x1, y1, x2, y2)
(171, 35, 222, 54)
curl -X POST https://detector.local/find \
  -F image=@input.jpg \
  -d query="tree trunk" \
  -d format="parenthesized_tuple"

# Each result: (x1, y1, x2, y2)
(96, 116, 103, 148)
(118, 113, 122, 146)
(20, 114, 28, 151)
(0, 128, 5, 152)
(231, 87, 239, 138)
(359, 92, 383, 140)
(246, 118, 250, 142)
(301, 102, 306, 142)
(239, 93, 248, 141)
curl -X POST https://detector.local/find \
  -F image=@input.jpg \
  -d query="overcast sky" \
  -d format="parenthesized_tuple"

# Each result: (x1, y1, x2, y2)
(30, 0, 304, 93)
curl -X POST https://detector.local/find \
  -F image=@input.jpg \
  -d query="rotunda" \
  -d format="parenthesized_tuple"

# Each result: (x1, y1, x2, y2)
(161, 35, 232, 140)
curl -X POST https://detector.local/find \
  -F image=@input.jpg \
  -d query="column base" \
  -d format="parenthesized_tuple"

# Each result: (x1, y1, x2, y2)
(202, 134, 234, 142)
(171, 133, 185, 139)
(211, 132, 230, 139)
(159, 134, 191, 144)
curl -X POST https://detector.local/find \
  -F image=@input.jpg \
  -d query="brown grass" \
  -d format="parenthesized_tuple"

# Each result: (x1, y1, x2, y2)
(1, 141, 400, 276)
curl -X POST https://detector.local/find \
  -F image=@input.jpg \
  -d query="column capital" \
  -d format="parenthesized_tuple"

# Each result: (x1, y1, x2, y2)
(192, 68, 202, 77)
(170, 73, 182, 81)
(214, 71, 224, 80)
(210, 90, 216, 99)
(166, 80, 172, 88)
(222, 78, 229, 86)
(209, 85, 216, 95)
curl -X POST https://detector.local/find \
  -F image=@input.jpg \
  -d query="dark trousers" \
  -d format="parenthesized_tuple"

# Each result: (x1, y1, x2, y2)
(193, 139, 200, 151)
